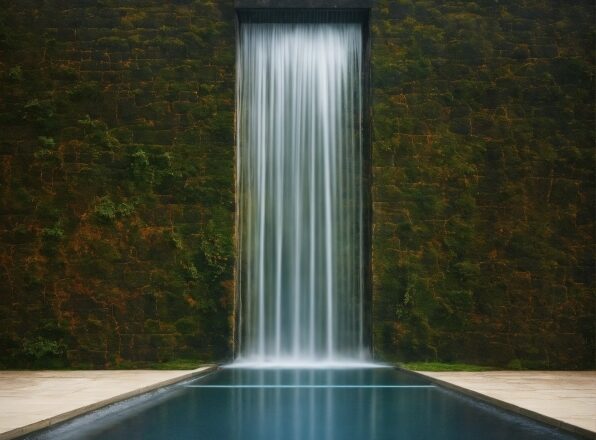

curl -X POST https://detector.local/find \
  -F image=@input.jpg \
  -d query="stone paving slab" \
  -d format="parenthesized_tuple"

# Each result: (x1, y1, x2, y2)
(414, 371, 596, 438)
(0, 366, 216, 440)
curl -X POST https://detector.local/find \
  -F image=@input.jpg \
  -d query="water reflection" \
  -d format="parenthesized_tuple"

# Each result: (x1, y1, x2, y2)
(224, 368, 433, 440)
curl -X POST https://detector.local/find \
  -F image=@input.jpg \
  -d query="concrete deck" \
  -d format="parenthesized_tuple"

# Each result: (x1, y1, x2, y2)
(0, 366, 216, 440)
(415, 371, 596, 438)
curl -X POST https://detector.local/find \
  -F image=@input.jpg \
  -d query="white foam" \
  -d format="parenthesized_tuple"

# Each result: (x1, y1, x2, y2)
(224, 359, 389, 369)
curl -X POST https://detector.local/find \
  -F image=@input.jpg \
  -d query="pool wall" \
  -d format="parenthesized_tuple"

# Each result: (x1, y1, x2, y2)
(0, 0, 593, 369)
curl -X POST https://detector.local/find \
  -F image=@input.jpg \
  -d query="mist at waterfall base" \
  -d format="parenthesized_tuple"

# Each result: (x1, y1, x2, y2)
(236, 22, 367, 366)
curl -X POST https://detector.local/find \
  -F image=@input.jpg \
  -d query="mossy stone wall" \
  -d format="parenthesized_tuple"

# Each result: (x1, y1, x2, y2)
(370, 0, 594, 368)
(0, 1, 235, 368)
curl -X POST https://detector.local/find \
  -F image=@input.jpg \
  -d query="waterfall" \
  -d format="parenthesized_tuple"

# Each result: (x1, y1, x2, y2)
(236, 22, 365, 365)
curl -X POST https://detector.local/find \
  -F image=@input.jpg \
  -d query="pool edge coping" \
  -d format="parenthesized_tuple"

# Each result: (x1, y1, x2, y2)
(0, 365, 218, 440)
(402, 368, 595, 439)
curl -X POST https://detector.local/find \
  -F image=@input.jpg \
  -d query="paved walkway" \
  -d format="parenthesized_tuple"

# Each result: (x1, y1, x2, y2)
(0, 367, 215, 440)
(415, 371, 596, 437)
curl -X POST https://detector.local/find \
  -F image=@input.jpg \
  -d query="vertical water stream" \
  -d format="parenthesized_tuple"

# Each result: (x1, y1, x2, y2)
(236, 22, 364, 363)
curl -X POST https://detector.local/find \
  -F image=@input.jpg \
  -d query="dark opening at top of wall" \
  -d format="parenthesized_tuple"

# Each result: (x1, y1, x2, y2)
(236, 0, 371, 22)
(236, 0, 370, 23)
(235, 0, 372, 8)
(237, 8, 369, 23)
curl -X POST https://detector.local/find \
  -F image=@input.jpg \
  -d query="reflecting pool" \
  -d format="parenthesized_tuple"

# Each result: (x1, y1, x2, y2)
(27, 367, 580, 440)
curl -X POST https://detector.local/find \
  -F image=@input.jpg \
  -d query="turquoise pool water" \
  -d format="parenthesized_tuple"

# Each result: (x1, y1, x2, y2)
(28, 368, 580, 440)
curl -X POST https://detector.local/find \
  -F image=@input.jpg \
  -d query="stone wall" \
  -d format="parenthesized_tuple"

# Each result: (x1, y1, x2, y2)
(0, 0, 236, 367)
(370, 0, 595, 368)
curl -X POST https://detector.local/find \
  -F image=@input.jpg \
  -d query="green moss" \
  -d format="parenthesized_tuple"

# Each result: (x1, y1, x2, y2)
(175, 317, 197, 335)
(8, 65, 22, 81)
(93, 196, 135, 223)
(398, 362, 495, 372)
(37, 136, 55, 148)
(22, 337, 67, 360)
(130, 149, 151, 182)
(22, 98, 55, 129)
(67, 81, 102, 102)
(95, 36, 130, 50)
(51, 65, 79, 81)
(41, 224, 64, 241)
(152, 36, 185, 49)
(33, 148, 59, 164)
(115, 358, 206, 370)
(144, 319, 161, 334)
